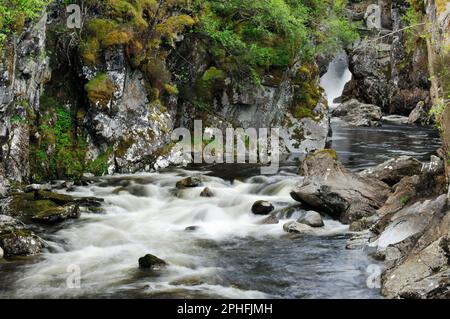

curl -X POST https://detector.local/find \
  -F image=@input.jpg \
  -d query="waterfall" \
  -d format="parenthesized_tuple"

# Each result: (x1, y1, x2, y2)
(320, 53, 352, 108)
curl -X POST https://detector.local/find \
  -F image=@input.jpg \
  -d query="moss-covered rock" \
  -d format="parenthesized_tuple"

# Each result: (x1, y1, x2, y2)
(31, 204, 80, 224)
(176, 176, 203, 189)
(0, 215, 43, 257)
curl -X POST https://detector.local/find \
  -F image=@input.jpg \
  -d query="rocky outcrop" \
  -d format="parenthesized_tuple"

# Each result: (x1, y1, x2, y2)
(138, 254, 167, 270)
(408, 101, 433, 125)
(332, 99, 382, 127)
(359, 156, 423, 186)
(291, 150, 391, 223)
(343, 0, 431, 115)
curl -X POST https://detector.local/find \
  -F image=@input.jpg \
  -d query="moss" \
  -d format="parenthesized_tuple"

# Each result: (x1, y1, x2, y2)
(313, 149, 338, 160)
(115, 137, 136, 157)
(164, 83, 179, 95)
(8, 193, 58, 217)
(85, 73, 116, 109)
(102, 30, 131, 47)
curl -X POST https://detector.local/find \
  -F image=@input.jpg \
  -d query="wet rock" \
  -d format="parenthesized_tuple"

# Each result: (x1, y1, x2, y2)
(408, 101, 432, 126)
(31, 204, 80, 224)
(259, 214, 279, 225)
(283, 221, 314, 234)
(272, 205, 303, 219)
(138, 254, 167, 270)
(382, 115, 410, 125)
(0, 246, 3, 258)
(184, 226, 199, 232)
(346, 231, 372, 250)
(24, 184, 52, 193)
(421, 155, 444, 176)
(331, 99, 382, 127)
(291, 150, 390, 224)
(200, 187, 214, 198)
(33, 190, 75, 205)
(297, 211, 324, 227)
(176, 176, 203, 189)
(251, 200, 274, 215)
(360, 156, 423, 186)
(0, 215, 43, 257)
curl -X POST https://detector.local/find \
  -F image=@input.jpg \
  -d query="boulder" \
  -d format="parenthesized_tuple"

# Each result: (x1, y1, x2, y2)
(200, 187, 214, 197)
(184, 226, 199, 232)
(359, 156, 423, 186)
(408, 101, 432, 125)
(176, 176, 203, 189)
(283, 221, 314, 234)
(251, 200, 275, 215)
(0, 215, 43, 257)
(331, 99, 382, 127)
(138, 254, 167, 270)
(259, 214, 279, 225)
(297, 211, 324, 227)
(31, 204, 80, 224)
(291, 150, 391, 224)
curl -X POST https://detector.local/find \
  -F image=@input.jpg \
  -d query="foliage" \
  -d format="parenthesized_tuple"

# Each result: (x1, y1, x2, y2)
(85, 73, 117, 109)
(0, 0, 51, 49)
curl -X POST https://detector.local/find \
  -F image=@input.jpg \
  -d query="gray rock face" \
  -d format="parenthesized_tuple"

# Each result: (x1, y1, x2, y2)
(408, 101, 432, 125)
(332, 99, 382, 127)
(0, 215, 43, 257)
(291, 150, 391, 224)
(365, 4, 382, 30)
(367, 187, 450, 299)
(297, 211, 324, 227)
(360, 156, 423, 186)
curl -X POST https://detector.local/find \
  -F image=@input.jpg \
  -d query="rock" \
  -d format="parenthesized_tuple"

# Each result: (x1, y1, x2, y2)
(184, 226, 199, 232)
(283, 221, 314, 234)
(31, 204, 80, 224)
(272, 205, 304, 219)
(0, 246, 3, 258)
(360, 156, 423, 186)
(138, 254, 168, 270)
(33, 190, 75, 205)
(291, 150, 391, 224)
(297, 211, 324, 227)
(0, 215, 43, 257)
(24, 184, 52, 193)
(200, 187, 214, 197)
(251, 200, 275, 215)
(421, 155, 444, 176)
(331, 99, 382, 127)
(349, 215, 379, 232)
(382, 115, 410, 124)
(259, 214, 279, 225)
(408, 101, 432, 125)
(176, 176, 203, 189)
(365, 4, 381, 30)
(346, 231, 372, 250)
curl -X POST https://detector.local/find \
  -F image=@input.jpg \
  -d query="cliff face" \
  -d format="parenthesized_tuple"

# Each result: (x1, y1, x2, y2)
(343, 0, 432, 116)
(0, 0, 337, 191)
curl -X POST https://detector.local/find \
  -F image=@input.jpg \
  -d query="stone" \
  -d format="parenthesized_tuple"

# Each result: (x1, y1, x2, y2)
(359, 156, 423, 186)
(138, 254, 168, 270)
(251, 200, 275, 215)
(184, 226, 199, 232)
(365, 4, 382, 30)
(0, 215, 43, 257)
(408, 101, 432, 125)
(0, 246, 3, 258)
(346, 231, 372, 250)
(349, 215, 379, 232)
(259, 214, 279, 225)
(31, 204, 80, 224)
(331, 99, 382, 127)
(283, 221, 314, 234)
(382, 115, 410, 124)
(421, 155, 444, 176)
(200, 187, 214, 197)
(297, 211, 324, 227)
(176, 176, 203, 189)
(291, 150, 390, 224)
(24, 184, 52, 193)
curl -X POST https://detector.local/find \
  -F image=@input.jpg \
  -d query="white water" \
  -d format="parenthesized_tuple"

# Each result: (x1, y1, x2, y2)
(320, 53, 352, 108)
(4, 169, 355, 298)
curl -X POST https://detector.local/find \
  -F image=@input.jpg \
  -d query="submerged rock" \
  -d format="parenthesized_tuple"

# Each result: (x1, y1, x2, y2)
(31, 204, 80, 224)
(291, 150, 390, 224)
(297, 211, 324, 227)
(251, 200, 275, 215)
(360, 156, 423, 186)
(200, 187, 214, 197)
(184, 226, 199, 232)
(138, 254, 168, 270)
(331, 99, 382, 127)
(176, 176, 203, 189)
(259, 214, 279, 225)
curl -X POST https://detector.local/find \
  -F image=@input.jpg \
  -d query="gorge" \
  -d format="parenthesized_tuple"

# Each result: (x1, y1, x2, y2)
(0, 0, 449, 299)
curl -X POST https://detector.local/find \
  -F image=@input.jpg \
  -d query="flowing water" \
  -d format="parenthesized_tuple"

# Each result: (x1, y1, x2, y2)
(0, 57, 442, 299)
